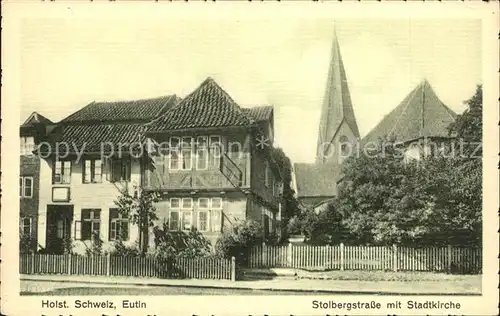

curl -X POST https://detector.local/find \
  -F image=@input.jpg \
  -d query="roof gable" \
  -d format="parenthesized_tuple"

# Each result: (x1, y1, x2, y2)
(61, 95, 179, 123)
(361, 80, 456, 146)
(22, 112, 53, 127)
(146, 77, 254, 132)
(293, 162, 341, 198)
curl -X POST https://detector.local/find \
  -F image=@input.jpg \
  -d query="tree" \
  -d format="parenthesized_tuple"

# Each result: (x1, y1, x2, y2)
(337, 142, 414, 245)
(334, 85, 483, 246)
(301, 201, 350, 245)
(270, 147, 300, 238)
(448, 84, 482, 156)
(114, 186, 159, 254)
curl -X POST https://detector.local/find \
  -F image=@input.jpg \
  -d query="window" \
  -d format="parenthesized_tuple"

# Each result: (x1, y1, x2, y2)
(111, 158, 131, 182)
(209, 136, 222, 168)
(20, 176, 33, 198)
(83, 159, 102, 183)
(20, 217, 32, 236)
(168, 198, 194, 231)
(339, 135, 350, 158)
(169, 137, 180, 170)
(81, 209, 101, 240)
(210, 197, 223, 232)
(53, 160, 71, 184)
(181, 198, 193, 231)
(109, 209, 129, 241)
(196, 136, 208, 170)
(264, 161, 270, 187)
(181, 137, 192, 170)
(169, 135, 220, 170)
(197, 198, 210, 232)
(20, 136, 35, 155)
(169, 198, 180, 230)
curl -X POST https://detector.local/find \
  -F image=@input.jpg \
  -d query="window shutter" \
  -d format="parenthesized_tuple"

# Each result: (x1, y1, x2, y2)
(104, 158, 112, 182)
(112, 159, 121, 182)
(74, 221, 82, 240)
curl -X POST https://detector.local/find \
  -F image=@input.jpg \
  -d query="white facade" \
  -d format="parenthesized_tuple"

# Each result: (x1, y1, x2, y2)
(37, 156, 142, 254)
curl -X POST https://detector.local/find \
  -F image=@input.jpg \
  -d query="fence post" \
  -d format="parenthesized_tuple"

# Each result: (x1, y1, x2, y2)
(231, 256, 236, 281)
(262, 242, 267, 268)
(39, 253, 42, 273)
(447, 244, 452, 273)
(392, 244, 398, 272)
(67, 254, 72, 275)
(90, 255, 94, 276)
(287, 243, 292, 268)
(340, 243, 344, 271)
(106, 253, 111, 277)
(31, 253, 35, 274)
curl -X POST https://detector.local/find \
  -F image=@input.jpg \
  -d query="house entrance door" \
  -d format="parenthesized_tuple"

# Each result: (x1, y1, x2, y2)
(45, 205, 74, 254)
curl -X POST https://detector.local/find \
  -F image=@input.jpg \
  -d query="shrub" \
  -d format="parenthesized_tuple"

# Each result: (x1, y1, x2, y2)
(62, 236, 74, 254)
(85, 231, 105, 256)
(153, 223, 211, 257)
(111, 240, 140, 256)
(19, 235, 36, 254)
(287, 216, 305, 236)
(214, 219, 262, 263)
(152, 223, 212, 277)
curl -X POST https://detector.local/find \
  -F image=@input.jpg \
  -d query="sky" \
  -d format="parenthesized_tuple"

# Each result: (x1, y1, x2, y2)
(20, 18, 481, 164)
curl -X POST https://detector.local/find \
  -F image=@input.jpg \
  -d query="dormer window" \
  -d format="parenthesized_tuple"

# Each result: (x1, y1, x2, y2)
(20, 136, 35, 156)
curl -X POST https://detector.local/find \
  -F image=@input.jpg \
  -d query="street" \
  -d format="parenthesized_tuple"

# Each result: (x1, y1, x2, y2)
(20, 274, 481, 296)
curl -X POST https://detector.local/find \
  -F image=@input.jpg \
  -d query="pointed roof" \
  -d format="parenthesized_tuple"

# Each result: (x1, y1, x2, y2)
(361, 79, 457, 146)
(21, 111, 53, 127)
(146, 77, 255, 132)
(316, 27, 360, 162)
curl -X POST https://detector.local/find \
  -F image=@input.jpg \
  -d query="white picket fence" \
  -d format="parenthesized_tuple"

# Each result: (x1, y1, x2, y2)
(247, 243, 481, 273)
(20, 253, 237, 280)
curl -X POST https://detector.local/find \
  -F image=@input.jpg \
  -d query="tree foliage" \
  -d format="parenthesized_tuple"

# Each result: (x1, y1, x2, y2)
(114, 186, 159, 254)
(301, 202, 350, 245)
(153, 223, 212, 260)
(214, 219, 262, 263)
(332, 85, 483, 246)
(270, 147, 300, 235)
(85, 231, 105, 256)
(19, 234, 36, 254)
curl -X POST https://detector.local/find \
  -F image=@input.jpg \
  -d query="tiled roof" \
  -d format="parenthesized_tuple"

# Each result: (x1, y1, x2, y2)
(293, 163, 341, 198)
(62, 95, 179, 123)
(21, 112, 53, 127)
(40, 123, 145, 154)
(146, 78, 255, 132)
(361, 80, 457, 146)
(40, 95, 179, 155)
(242, 106, 273, 122)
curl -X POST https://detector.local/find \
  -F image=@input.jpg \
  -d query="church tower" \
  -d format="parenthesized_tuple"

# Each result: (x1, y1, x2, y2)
(315, 26, 360, 165)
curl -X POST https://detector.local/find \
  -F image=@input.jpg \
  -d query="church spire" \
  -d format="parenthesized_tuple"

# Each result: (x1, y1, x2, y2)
(316, 24, 360, 164)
